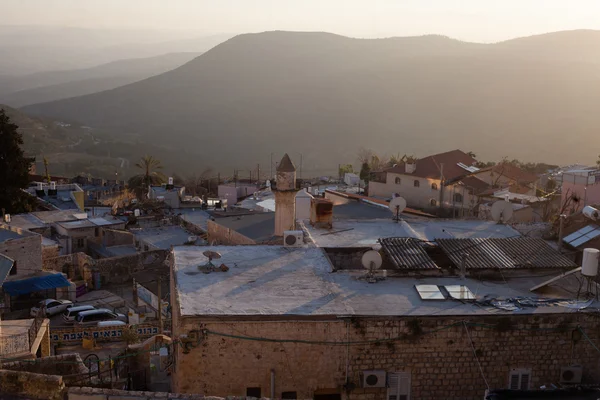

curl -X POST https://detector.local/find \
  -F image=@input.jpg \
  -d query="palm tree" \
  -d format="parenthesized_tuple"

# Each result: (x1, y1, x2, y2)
(128, 155, 166, 197)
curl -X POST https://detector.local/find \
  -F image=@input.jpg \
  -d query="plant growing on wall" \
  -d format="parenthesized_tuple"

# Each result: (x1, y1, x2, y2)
(121, 326, 140, 345)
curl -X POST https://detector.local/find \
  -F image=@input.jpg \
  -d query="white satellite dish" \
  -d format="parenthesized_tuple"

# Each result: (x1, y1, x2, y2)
(388, 197, 407, 222)
(491, 200, 514, 224)
(362, 250, 383, 271)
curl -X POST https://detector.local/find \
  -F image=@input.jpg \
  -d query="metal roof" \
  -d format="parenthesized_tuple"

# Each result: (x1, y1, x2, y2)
(379, 237, 438, 270)
(436, 238, 577, 269)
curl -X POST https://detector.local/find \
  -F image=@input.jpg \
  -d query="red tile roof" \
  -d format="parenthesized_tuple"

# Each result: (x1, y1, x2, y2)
(478, 162, 538, 184)
(383, 150, 478, 181)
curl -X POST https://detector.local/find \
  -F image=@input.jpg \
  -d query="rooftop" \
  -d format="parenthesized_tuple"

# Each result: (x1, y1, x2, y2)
(0, 225, 35, 243)
(133, 225, 203, 250)
(304, 219, 520, 248)
(4, 213, 46, 230)
(212, 212, 277, 243)
(173, 245, 590, 317)
(56, 219, 96, 229)
(383, 150, 477, 181)
(31, 209, 84, 224)
(178, 209, 212, 232)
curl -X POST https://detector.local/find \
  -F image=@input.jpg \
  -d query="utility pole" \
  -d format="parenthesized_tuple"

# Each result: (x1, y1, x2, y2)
(300, 153, 303, 180)
(157, 276, 163, 334)
(257, 164, 260, 187)
(270, 153, 273, 179)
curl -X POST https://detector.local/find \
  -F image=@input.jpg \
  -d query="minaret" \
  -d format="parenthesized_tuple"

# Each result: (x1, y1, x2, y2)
(274, 154, 299, 236)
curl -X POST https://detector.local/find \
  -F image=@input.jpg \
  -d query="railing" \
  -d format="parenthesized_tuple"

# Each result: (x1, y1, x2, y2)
(28, 314, 46, 349)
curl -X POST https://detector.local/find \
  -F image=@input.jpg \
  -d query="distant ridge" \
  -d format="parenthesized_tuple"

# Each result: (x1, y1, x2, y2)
(22, 30, 600, 171)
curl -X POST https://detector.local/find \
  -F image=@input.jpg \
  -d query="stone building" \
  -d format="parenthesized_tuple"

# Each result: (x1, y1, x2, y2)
(0, 224, 43, 280)
(169, 244, 599, 400)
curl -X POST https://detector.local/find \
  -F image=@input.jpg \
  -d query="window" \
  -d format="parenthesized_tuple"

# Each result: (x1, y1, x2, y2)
(281, 392, 297, 399)
(429, 199, 437, 207)
(413, 180, 420, 188)
(76, 238, 85, 248)
(246, 388, 261, 398)
(509, 368, 531, 390)
(431, 182, 438, 190)
(395, 177, 401, 185)
(9, 261, 17, 275)
(453, 193, 463, 203)
(387, 372, 411, 400)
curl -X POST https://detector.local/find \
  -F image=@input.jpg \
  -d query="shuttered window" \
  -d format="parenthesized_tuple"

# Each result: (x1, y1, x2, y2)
(509, 368, 531, 390)
(388, 372, 411, 400)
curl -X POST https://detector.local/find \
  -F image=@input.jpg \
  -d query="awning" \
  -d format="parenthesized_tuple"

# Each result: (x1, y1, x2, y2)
(2, 273, 71, 296)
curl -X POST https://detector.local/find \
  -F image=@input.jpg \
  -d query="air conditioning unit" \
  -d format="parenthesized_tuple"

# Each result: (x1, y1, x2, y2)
(283, 230, 303, 247)
(560, 366, 583, 384)
(361, 370, 386, 388)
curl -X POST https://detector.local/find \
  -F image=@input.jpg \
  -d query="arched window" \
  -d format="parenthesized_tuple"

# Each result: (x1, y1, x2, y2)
(454, 193, 463, 203)
(413, 180, 420, 188)
(430, 199, 437, 207)
(431, 182, 438, 190)
(395, 177, 401, 185)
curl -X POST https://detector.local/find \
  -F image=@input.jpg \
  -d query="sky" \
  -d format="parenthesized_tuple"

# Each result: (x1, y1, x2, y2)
(1, 0, 600, 42)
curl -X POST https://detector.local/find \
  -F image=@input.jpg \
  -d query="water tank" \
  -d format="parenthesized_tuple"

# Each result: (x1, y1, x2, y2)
(582, 248, 600, 277)
(134, 209, 140, 217)
(583, 206, 599, 221)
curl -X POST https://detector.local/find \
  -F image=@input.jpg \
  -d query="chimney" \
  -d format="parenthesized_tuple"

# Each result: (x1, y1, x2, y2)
(405, 162, 416, 174)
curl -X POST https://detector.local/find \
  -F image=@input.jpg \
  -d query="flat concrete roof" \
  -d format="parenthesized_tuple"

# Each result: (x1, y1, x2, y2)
(31, 210, 83, 224)
(134, 225, 202, 250)
(178, 209, 211, 232)
(57, 220, 96, 229)
(213, 212, 276, 243)
(5, 214, 46, 230)
(0, 227, 30, 243)
(173, 246, 587, 318)
(303, 219, 520, 248)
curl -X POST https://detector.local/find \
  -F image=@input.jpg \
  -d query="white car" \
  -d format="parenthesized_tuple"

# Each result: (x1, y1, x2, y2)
(30, 299, 73, 317)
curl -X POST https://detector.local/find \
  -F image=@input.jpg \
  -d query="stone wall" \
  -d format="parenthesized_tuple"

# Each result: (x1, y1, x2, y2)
(93, 250, 168, 284)
(0, 369, 64, 400)
(1, 353, 88, 377)
(68, 386, 216, 399)
(172, 314, 600, 400)
(0, 231, 43, 280)
(42, 244, 60, 262)
(44, 250, 168, 286)
(102, 229, 134, 247)
(207, 220, 256, 245)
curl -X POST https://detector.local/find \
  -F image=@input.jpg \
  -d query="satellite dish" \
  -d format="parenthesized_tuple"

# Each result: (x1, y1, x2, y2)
(491, 201, 514, 223)
(203, 250, 222, 260)
(362, 250, 383, 271)
(388, 197, 407, 222)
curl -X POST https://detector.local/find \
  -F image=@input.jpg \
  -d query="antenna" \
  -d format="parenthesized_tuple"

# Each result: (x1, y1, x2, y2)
(388, 197, 407, 223)
(491, 200, 514, 224)
(361, 250, 383, 283)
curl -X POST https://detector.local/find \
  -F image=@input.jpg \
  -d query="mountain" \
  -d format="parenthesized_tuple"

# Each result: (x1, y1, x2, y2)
(0, 52, 201, 107)
(0, 26, 232, 75)
(22, 30, 600, 174)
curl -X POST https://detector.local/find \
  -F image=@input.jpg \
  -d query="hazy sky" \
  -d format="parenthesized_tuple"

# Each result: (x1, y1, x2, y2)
(2, 0, 600, 42)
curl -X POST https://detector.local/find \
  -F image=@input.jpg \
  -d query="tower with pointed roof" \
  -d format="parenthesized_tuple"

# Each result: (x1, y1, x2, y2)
(273, 153, 299, 236)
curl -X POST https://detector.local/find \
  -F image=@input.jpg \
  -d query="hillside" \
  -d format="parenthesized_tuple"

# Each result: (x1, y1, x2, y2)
(22, 30, 600, 174)
(0, 52, 200, 107)
(1, 104, 202, 179)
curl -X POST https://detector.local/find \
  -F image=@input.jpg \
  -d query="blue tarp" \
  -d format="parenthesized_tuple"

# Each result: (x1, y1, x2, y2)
(2, 273, 71, 296)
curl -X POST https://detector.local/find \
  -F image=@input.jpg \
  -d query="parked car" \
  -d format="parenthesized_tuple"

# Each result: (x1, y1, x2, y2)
(75, 308, 127, 326)
(97, 320, 127, 328)
(62, 305, 95, 323)
(30, 299, 73, 317)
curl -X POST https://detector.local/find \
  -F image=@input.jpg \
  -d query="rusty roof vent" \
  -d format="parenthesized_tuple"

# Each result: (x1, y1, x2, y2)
(310, 198, 333, 229)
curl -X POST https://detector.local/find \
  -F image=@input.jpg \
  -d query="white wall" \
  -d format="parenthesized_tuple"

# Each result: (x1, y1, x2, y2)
(369, 172, 477, 211)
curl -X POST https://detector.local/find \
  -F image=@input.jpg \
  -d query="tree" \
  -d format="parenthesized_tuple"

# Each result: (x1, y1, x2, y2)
(43, 156, 50, 182)
(338, 164, 354, 179)
(597, 155, 600, 168)
(0, 109, 37, 213)
(359, 162, 371, 183)
(128, 155, 166, 197)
